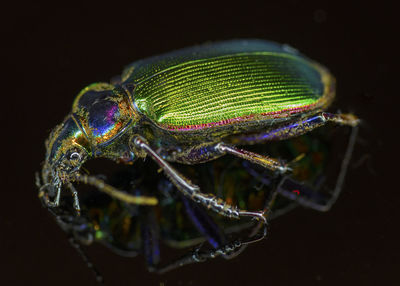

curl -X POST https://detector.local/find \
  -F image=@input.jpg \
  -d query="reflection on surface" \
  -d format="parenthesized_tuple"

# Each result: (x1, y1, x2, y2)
(41, 125, 356, 277)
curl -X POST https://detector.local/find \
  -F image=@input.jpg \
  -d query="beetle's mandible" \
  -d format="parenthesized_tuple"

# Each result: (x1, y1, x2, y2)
(38, 39, 359, 222)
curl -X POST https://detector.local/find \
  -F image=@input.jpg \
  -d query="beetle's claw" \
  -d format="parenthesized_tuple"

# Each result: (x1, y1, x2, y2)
(239, 210, 267, 224)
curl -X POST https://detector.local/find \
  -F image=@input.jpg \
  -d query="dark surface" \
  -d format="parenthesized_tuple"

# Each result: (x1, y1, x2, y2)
(3, 2, 398, 286)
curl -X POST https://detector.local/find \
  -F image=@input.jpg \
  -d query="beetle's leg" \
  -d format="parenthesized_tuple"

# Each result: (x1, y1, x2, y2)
(215, 112, 359, 174)
(154, 226, 266, 274)
(68, 237, 104, 284)
(154, 241, 242, 274)
(181, 196, 227, 249)
(141, 209, 161, 271)
(68, 183, 81, 216)
(215, 143, 290, 173)
(73, 173, 158, 206)
(231, 112, 360, 144)
(131, 135, 266, 222)
(277, 124, 359, 212)
(240, 119, 359, 213)
(39, 184, 61, 208)
(41, 198, 104, 284)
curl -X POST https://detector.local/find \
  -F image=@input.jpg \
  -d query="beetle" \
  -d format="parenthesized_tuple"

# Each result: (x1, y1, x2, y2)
(38, 39, 359, 222)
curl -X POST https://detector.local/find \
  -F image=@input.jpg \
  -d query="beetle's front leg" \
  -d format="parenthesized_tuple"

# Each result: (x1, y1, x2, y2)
(36, 175, 61, 209)
(130, 135, 266, 223)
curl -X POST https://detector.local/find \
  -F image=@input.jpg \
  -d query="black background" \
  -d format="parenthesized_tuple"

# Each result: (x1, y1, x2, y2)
(3, 1, 399, 285)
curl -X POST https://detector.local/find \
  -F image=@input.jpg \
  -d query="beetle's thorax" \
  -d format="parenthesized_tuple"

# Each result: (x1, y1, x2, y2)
(71, 82, 139, 147)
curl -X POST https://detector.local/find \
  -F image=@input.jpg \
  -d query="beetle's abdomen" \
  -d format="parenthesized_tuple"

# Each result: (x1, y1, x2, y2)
(133, 52, 334, 131)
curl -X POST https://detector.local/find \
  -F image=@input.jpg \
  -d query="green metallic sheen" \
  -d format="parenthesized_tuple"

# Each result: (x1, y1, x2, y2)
(121, 40, 334, 130)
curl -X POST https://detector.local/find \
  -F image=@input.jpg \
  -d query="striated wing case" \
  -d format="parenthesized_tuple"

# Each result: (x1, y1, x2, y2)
(121, 40, 334, 131)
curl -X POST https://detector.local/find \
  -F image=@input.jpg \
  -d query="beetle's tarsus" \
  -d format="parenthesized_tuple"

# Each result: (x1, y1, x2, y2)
(155, 240, 244, 274)
(154, 227, 267, 274)
(239, 210, 266, 224)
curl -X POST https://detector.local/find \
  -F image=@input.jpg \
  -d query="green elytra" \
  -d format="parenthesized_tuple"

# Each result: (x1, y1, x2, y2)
(121, 39, 333, 131)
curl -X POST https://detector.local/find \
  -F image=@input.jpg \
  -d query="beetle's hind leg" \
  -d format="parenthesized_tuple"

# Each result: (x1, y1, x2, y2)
(231, 112, 360, 145)
(215, 143, 291, 173)
(277, 122, 359, 212)
(131, 135, 266, 223)
(213, 112, 359, 175)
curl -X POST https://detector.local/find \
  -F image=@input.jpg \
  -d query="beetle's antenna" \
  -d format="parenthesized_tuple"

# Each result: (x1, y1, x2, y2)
(73, 173, 158, 206)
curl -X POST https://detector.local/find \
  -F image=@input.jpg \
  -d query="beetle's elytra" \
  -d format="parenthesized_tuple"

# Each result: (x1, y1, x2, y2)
(38, 39, 359, 229)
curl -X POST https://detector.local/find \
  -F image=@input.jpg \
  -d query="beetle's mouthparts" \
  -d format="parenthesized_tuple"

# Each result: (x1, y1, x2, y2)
(38, 161, 64, 205)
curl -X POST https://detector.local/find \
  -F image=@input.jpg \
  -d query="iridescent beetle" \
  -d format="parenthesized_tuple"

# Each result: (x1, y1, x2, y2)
(38, 39, 359, 222)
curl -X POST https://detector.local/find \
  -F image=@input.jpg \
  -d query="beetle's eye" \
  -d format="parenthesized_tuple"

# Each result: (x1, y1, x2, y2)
(69, 152, 81, 161)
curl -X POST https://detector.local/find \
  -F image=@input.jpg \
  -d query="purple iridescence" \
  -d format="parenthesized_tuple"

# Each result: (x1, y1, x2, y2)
(90, 102, 121, 138)
(182, 197, 223, 249)
(106, 105, 118, 124)
(241, 115, 324, 142)
(142, 223, 160, 266)
(242, 161, 272, 186)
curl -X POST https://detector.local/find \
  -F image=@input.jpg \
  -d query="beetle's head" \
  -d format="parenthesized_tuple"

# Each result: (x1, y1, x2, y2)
(42, 114, 91, 189)
(40, 83, 139, 206)
(43, 83, 138, 184)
